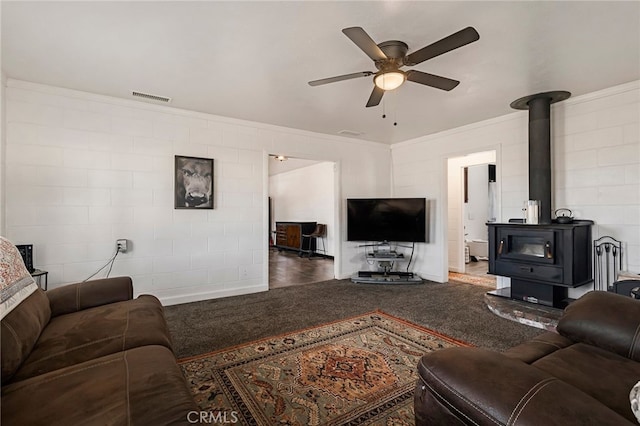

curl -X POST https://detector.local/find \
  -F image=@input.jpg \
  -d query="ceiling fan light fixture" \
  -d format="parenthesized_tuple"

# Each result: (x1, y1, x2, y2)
(374, 71, 405, 91)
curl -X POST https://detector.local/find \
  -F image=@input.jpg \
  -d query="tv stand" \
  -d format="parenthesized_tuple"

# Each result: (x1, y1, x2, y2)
(351, 247, 422, 284)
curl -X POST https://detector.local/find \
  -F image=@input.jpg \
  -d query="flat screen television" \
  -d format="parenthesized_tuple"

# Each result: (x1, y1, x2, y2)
(347, 198, 427, 243)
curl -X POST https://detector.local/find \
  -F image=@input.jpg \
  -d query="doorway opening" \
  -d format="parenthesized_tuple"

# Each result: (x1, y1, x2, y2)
(267, 155, 336, 288)
(446, 150, 497, 287)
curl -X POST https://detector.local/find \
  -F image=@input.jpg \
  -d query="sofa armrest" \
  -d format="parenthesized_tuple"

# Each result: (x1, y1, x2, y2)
(47, 277, 133, 317)
(415, 347, 633, 425)
(557, 290, 640, 362)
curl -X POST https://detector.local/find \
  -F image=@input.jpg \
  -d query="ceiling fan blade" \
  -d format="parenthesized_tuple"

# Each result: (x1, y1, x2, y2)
(406, 70, 460, 91)
(366, 86, 384, 107)
(404, 27, 479, 66)
(342, 27, 387, 61)
(308, 71, 373, 86)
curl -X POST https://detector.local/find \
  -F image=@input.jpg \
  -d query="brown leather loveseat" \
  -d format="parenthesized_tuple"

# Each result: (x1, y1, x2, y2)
(414, 291, 640, 425)
(1, 238, 197, 425)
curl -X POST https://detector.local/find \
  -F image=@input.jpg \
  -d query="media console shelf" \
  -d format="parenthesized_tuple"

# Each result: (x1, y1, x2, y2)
(351, 248, 422, 284)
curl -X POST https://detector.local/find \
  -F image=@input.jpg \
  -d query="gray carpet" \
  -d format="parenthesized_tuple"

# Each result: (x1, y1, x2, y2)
(165, 279, 544, 359)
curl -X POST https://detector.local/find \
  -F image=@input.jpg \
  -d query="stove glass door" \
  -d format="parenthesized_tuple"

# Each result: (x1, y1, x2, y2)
(497, 228, 555, 264)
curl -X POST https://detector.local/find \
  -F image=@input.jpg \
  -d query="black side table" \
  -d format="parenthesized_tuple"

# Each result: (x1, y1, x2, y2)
(31, 269, 48, 291)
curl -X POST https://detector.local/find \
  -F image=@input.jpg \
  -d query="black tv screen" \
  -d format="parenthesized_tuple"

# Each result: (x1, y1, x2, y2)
(347, 198, 427, 242)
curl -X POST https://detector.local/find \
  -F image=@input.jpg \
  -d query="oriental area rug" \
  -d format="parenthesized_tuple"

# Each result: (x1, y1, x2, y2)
(179, 311, 470, 425)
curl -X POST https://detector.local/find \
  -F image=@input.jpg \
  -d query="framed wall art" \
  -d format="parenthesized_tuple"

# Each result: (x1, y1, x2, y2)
(174, 155, 214, 209)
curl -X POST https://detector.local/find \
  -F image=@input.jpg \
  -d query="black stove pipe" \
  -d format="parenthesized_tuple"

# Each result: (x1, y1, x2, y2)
(511, 91, 571, 224)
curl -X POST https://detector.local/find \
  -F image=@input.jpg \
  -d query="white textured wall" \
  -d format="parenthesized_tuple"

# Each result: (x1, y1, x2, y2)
(269, 162, 335, 256)
(393, 81, 640, 296)
(3, 79, 390, 304)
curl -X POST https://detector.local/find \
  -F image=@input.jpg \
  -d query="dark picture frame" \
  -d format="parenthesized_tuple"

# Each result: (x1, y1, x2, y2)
(174, 155, 214, 209)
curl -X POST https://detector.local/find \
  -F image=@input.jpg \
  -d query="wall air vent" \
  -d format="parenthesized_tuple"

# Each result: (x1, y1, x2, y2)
(131, 91, 172, 103)
(338, 130, 363, 137)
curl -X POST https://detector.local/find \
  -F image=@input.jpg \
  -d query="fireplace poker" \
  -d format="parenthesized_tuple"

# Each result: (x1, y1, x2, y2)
(605, 243, 611, 289)
(595, 245, 601, 290)
(612, 245, 618, 284)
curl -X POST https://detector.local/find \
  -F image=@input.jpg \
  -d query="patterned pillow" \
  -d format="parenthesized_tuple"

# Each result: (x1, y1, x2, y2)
(0, 237, 38, 320)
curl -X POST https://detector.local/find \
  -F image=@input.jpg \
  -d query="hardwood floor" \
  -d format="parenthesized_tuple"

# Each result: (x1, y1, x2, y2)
(465, 259, 489, 276)
(449, 259, 495, 287)
(269, 248, 334, 288)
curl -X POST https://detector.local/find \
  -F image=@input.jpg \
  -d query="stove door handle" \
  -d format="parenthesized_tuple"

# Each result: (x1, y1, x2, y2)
(498, 239, 504, 255)
(545, 241, 553, 259)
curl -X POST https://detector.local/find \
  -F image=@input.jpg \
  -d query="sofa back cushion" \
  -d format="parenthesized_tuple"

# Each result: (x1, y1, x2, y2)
(557, 291, 640, 362)
(1, 237, 51, 383)
(1, 289, 51, 383)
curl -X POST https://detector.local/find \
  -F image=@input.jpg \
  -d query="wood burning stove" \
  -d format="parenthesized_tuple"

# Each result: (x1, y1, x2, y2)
(488, 221, 593, 308)
(487, 90, 594, 309)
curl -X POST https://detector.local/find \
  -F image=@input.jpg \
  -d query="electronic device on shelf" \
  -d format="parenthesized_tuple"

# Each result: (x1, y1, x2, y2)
(358, 271, 414, 278)
(353, 270, 421, 284)
(347, 198, 427, 243)
(16, 244, 34, 273)
(368, 251, 404, 259)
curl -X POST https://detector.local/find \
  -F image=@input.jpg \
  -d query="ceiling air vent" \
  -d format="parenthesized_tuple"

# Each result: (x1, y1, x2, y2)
(131, 90, 172, 103)
(338, 130, 363, 137)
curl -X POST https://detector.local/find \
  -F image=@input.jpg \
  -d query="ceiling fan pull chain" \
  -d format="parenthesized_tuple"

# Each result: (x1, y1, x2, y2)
(382, 98, 386, 119)
(393, 101, 398, 126)
(390, 91, 398, 126)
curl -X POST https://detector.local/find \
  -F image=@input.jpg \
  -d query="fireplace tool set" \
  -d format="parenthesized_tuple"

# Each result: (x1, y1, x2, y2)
(593, 236, 623, 291)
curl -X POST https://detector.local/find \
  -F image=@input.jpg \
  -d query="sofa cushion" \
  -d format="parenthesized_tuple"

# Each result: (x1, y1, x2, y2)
(47, 276, 133, 317)
(0, 237, 50, 382)
(504, 331, 573, 364)
(557, 291, 640, 362)
(1, 345, 198, 425)
(532, 342, 640, 423)
(1, 289, 51, 383)
(12, 294, 172, 382)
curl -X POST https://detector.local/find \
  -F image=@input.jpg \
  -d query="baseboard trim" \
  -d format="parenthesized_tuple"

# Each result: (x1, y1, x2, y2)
(158, 284, 268, 306)
(420, 272, 446, 283)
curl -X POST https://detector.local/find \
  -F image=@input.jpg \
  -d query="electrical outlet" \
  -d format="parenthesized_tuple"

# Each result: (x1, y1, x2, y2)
(116, 239, 128, 253)
(239, 266, 248, 279)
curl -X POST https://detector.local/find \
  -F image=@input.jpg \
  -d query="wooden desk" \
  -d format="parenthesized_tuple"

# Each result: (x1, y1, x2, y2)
(275, 222, 316, 254)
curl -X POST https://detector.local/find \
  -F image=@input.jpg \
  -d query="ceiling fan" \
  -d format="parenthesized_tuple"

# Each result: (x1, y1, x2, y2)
(308, 26, 479, 107)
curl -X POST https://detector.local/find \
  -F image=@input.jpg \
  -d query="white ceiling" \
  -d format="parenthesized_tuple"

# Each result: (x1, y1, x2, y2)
(2, 1, 639, 144)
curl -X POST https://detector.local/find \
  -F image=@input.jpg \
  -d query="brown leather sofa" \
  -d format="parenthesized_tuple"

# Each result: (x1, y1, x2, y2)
(414, 291, 640, 425)
(1, 277, 198, 425)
